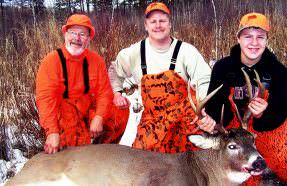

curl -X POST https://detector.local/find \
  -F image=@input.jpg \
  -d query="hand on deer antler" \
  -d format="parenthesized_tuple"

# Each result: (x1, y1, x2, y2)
(190, 109, 216, 134)
(187, 81, 222, 134)
(197, 109, 216, 133)
(248, 97, 268, 118)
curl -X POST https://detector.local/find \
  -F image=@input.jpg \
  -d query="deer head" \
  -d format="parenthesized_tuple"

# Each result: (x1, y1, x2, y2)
(187, 79, 266, 183)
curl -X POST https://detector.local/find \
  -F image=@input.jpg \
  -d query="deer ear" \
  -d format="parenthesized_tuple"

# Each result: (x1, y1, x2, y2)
(187, 134, 220, 149)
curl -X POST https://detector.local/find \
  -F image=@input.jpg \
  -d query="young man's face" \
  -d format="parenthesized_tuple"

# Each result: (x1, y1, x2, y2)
(64, 25, 90, 56)
(237, 28, 268, 66)
(144, 10, 171, 43)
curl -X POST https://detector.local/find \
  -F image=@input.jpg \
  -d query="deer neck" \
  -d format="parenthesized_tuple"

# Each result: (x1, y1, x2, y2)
(183, 150, 246, 186)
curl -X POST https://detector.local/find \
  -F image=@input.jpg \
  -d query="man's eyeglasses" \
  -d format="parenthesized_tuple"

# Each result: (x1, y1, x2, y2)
(67, 30, 89, 39)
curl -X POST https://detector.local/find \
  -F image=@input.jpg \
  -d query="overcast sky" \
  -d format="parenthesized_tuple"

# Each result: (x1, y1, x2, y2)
(44, 0, 55, 7)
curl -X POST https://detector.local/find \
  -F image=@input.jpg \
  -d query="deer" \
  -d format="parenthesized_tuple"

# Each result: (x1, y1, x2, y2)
(5, 74, 267, 186)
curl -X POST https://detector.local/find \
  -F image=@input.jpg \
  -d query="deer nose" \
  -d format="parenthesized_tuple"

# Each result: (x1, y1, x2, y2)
(252, 157, 266, 170)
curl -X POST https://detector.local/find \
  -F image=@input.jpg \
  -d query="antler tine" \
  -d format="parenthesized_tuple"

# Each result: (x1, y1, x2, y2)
(220, 104, 224, 127)
(253, 70, 266, 98)
(188, 80, 223, 119)
(241, 68, 253, 102)
(214, 104, 228, 134)
(199, 84, 223, 113)
(233, 100, 247, 129)
(187, 81, 197, 114)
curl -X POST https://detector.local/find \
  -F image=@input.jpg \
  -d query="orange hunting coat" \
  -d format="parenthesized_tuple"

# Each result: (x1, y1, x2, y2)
(36, 46, 127, 147)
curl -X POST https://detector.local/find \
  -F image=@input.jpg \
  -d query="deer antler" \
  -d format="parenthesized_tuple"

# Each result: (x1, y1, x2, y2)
(187, 81, 225, 133)
(241, 68, 253, 102)
(236, 68, 253, 129)
(236, 68, 266, 130)
(187, 82, 223, 119)
(187, 82, 197, 114)
(253, 70, 266, 98)
(212, 104, 228, 134)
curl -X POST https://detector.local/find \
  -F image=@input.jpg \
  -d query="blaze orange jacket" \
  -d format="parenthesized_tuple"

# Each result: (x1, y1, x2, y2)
(36, 46, 113, 136)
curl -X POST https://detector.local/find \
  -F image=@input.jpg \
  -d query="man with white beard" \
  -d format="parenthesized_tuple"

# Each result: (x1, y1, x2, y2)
(36, 14, 129, 154)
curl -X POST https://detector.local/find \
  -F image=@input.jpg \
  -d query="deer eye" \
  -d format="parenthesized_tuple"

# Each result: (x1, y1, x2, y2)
(228, 144, 238, 150)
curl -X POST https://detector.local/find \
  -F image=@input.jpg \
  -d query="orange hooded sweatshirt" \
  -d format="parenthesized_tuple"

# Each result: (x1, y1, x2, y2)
(36, 46, 113, 137)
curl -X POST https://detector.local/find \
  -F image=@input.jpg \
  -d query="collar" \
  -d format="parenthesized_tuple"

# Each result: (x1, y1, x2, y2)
(146, 37, 176, 53)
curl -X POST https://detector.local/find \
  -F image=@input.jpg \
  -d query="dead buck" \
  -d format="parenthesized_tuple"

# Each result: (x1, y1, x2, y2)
(5, 79, 266, 186)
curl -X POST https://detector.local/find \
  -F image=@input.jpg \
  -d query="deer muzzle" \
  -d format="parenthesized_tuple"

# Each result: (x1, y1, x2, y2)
(247, 156, 267, 176)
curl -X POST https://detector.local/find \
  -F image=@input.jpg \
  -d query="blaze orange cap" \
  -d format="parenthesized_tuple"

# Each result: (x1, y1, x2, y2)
(62, 14, 95, 39)
(144, 2, 170, 17)
(237, 12, 270, 36)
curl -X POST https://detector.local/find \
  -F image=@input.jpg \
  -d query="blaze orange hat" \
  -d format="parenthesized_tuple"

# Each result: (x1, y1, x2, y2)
(62, 14, 95, 39)
(237, 12, 270, 36)
(144, 2, 170, 17)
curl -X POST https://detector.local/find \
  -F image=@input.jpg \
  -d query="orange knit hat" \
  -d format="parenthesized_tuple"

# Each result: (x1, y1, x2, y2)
(237, 12, 270, 36)
(145, 2, 170, 17)
(62, 14, 95, 39)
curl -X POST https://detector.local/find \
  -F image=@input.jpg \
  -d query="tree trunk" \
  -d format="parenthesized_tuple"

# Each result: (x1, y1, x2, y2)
(31, 0, 37, 29)
(68, 0, 71, 13)
(86, 0, 90, 13)
(80, 0, 84, 12)
(1, 0, 5, 42)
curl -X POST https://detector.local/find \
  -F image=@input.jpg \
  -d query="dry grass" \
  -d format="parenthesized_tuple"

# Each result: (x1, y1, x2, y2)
(0, 1, 286, 160)
(0, 15, 63, 160)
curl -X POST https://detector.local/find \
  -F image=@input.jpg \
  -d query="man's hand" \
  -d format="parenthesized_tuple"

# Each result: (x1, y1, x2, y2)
(90, 115, 103, 138)
(113, 92, 130, 109)
(44, 133, 60, 154)
(248, 97, 268, 118)
(194, 109, 216, 134)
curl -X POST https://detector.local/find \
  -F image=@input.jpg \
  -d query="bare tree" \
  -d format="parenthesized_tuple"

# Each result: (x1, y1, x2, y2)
(211, 0, 218, 60)
(86, 0, 90, 13)
(31, 0, 36, 29)
(0, 0, 5, 42)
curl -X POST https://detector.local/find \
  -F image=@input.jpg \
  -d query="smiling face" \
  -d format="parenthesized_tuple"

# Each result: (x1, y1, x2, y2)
(144, 10, 171, 44)
(237, 28, 268, 66)
(64, 25, 90, 56)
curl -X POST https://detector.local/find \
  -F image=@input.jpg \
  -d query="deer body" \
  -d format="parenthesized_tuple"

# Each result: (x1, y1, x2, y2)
(6, 74, 268, 186)
(5, 128, 265, 186)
